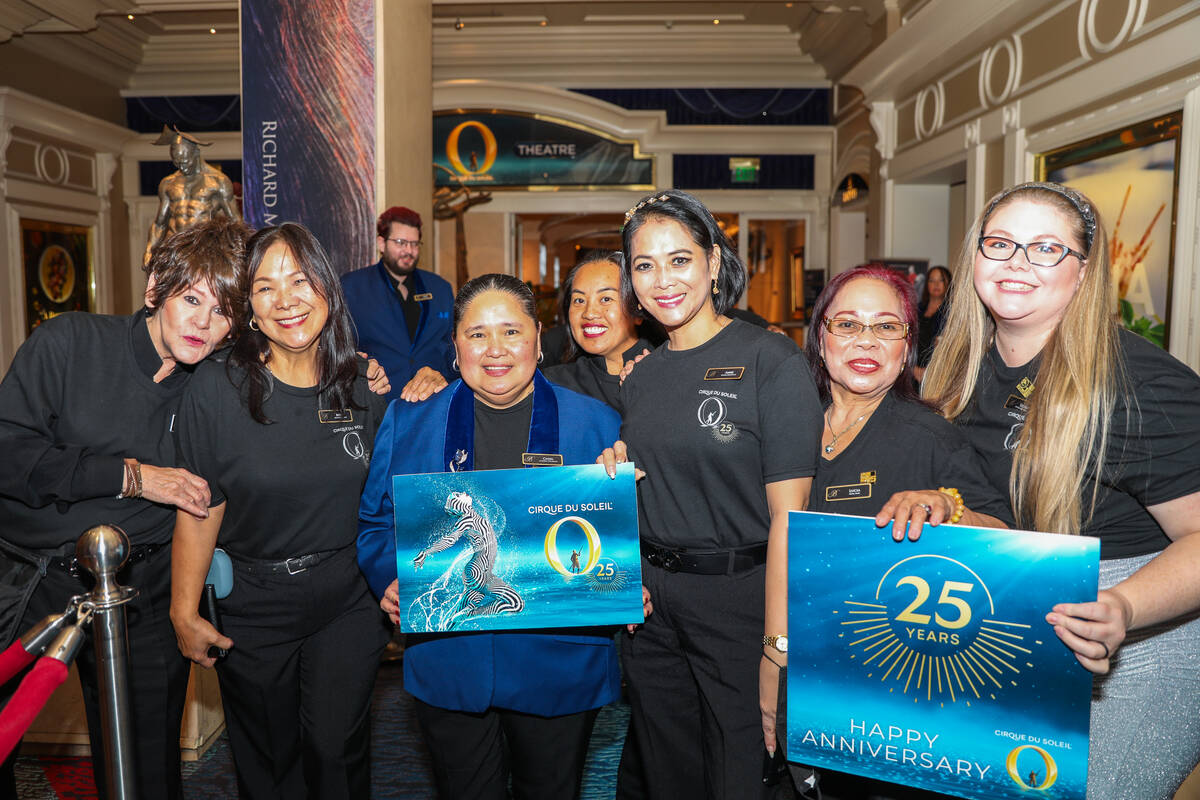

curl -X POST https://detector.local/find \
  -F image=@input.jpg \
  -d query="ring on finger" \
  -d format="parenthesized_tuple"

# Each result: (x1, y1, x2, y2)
(1099, 641, 1110, 659)
(918, 503, 933, 515)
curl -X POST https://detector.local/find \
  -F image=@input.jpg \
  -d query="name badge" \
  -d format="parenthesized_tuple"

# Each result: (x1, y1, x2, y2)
(704, 366, 745, 381)
(319, 409, 354, 424)
(825, 482, 872, 502)
(1004, 395, 1028, 412)
(522, 453, 564, 467)
(413, 292, 434, 302)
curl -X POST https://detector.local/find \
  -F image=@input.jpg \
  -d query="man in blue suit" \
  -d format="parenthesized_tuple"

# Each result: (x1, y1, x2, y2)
(341, 206, 455, 400)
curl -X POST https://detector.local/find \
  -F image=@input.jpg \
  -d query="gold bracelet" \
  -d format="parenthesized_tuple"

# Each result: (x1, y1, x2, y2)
(937, 487, 964, 524)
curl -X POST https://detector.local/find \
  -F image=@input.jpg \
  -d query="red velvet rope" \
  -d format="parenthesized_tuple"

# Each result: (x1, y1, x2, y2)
(0, 640, 36, 688)
(0, 658, 69, 763)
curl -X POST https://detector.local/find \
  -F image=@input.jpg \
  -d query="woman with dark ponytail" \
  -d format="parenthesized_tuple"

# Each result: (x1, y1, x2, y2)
(601, 190, 823, 798)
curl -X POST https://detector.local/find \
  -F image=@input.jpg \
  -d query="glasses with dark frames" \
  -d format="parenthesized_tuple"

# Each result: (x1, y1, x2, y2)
(977, 235, 1085, 267)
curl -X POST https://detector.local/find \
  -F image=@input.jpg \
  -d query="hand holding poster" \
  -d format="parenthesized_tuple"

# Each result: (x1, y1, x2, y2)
(787, 511, 1098, 800)
(392, 463, 642, 633)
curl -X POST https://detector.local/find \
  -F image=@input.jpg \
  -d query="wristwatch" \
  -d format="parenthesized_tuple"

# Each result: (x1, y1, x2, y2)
(763, 634, 788, 654)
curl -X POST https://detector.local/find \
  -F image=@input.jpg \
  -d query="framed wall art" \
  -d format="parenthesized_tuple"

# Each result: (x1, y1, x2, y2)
(1036, 111, 1181, 348)
(21, 219, 92, 335)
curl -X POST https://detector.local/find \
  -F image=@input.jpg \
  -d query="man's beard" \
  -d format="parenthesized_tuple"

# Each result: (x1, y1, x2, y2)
(383, 251, 418, 279)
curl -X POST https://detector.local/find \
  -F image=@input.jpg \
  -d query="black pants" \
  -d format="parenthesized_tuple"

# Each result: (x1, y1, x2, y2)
(1, 543, 190, 800)
(619, 560, 774, 800)
(414, 698, 598, 800)
(214, 546, 388, 800)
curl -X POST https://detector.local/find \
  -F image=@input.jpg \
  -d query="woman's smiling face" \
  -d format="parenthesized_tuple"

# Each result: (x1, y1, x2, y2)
(567, 259, 639, 360)
(974, 199, 1086, 338)
(454, 289, 541, 409)
(628, 216, 719, 334)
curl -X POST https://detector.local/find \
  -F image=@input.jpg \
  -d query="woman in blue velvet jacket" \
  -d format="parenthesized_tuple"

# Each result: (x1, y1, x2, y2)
(358, 274, 622, 800)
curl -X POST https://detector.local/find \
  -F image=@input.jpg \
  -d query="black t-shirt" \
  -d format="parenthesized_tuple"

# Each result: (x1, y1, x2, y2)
(916, 304, 947, 367)
(810, 393, 1012, 523)
(473, 394, 534, 470)
(543, 339, 653, 412)
(620, 319, 822, 550)
(176, 358, 389, 560)
(960, 329, 1200, 558)
(0, 311, 187, 550)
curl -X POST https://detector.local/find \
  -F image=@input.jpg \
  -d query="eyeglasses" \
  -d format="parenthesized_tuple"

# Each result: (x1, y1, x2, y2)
(822, 317, 909, 340)
(977, 235, 1084, 267)
(385, 237, 422, 250)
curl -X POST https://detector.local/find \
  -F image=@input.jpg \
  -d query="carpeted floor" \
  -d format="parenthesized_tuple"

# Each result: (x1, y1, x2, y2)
(12, 661, 629, 799)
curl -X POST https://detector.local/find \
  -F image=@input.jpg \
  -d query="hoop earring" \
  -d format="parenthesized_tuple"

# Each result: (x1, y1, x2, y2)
(248, 319, 259, 331)
(537, 351, 544, 365)
(452, 356, 459, 372)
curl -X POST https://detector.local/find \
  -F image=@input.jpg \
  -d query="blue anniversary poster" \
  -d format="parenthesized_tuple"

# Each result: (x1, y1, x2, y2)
(392, 463, 642, 633)
(787, 511, 1098, 800)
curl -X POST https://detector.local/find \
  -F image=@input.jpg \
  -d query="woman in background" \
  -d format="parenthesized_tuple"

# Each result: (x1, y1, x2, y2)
(171, 223, 390, 799)
(544, 250, 654, 410)
(922, 181, 1200, 798)
(913, 265, 950, 382)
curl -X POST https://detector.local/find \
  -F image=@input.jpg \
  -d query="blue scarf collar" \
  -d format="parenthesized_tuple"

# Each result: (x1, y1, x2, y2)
(443, 370, 560, 472)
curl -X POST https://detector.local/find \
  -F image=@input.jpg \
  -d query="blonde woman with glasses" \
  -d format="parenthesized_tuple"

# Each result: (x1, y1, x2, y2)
(920, 181, 1200, 799)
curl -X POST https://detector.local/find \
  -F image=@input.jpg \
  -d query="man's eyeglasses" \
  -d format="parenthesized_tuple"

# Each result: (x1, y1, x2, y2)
(977, 235, 1084, 268)
(385, 237, 422, 250)
(822, 317, 909, 340)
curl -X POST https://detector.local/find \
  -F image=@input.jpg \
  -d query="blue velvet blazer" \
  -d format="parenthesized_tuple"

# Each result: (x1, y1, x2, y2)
(357, 371, 623, 716)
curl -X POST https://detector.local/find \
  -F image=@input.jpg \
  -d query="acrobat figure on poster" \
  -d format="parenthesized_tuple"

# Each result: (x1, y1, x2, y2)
(413, 491, 524, 628)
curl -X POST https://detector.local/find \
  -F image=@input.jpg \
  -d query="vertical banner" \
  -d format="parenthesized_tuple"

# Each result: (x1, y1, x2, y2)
(787, 511, 1097, 800)
(241, 0, 375, 273)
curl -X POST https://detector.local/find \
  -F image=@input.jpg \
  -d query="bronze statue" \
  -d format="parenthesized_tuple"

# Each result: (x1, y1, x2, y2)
(143, 126, 239, 265)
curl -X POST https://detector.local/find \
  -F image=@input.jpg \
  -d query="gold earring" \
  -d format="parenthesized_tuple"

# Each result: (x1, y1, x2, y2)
(712, 282, 719, 296)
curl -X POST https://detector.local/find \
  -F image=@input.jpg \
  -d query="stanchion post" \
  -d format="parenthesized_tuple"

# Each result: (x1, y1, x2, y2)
(75, 525, 138, 800)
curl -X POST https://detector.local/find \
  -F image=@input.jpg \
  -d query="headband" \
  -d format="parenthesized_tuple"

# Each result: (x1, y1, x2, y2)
(623, 193, 672, 228)
(983, 181, 1097, 252)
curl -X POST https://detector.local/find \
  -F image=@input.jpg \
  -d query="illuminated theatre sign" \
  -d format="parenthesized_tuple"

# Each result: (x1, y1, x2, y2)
(434, 111, 654, 190)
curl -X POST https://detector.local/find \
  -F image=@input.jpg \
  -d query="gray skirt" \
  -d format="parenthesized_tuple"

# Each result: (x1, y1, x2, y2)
(1087, 552, 1200, 800)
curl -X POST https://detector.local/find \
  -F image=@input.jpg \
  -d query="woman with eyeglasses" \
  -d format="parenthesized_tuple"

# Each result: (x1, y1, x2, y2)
(920, 181, 1200, 798)
(804, 265, 1009, 536)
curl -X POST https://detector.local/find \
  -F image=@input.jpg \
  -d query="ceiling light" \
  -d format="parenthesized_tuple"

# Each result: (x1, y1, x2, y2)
(539, 19, 547, 26)
(127, 13, 135, 20)
(209, 26, 216, 33)
(713, 18, 720, 25)
(454, 18, 465, 30)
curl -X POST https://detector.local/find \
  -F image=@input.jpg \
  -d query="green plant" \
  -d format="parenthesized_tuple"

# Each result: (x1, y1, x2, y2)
(1118, 298, 1165, 348)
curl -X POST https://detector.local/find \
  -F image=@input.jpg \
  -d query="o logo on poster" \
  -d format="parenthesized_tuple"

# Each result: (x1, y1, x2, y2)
(1005, 744, 1058, 790)
(544, 516, 602, 578)
(446, 120, 498, 176)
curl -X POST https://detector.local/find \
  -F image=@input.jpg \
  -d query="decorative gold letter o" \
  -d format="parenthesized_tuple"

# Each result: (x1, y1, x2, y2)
(544, 516, 602, 578)
(1005, 744, 1058, 790)
(445, 120, 498, 176)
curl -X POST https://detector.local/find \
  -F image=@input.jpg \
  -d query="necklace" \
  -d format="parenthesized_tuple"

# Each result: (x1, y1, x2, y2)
(823, 410, 868, 454)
